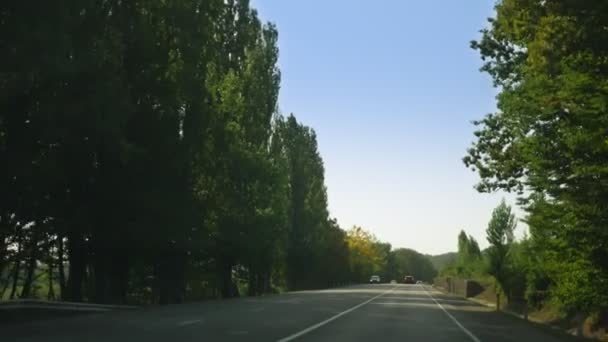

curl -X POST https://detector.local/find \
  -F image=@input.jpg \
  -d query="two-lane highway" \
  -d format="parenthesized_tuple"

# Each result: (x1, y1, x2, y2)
(4, 284, 580, 341)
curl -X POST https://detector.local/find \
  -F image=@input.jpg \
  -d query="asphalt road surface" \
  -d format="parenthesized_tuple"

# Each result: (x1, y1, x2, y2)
(4, 284, 581, 342)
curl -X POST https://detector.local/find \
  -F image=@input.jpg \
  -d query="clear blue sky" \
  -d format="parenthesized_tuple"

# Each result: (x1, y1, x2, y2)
(254, 0, 523, 255)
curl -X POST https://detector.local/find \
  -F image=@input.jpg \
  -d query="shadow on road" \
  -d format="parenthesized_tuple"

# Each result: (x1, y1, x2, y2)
(1, 284, 587, 342)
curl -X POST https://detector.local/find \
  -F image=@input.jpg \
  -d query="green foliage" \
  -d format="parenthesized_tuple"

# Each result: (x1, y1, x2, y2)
(426, 252, 457, 272)
(466, 0, 608, 313)
(485, 200, 517, 299)
(438, 230, 484, 278)
(345, 226, 397, 283)
(505, 239, 530, 301)
(1, 0, 404, 300)
(341, 226, 438, 284)
(275, 114, 353, 289)
(0, 0, 465, 306)
(388, 248, 437, 282)
(453, 230, 483, 277)
(0, 0, 369, 303)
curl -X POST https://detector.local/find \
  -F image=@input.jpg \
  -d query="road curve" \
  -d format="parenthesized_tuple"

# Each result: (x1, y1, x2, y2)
(3, 284, 581, 341)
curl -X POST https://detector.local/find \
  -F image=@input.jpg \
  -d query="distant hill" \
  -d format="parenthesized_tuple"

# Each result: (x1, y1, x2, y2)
(425, 252, 457, 272)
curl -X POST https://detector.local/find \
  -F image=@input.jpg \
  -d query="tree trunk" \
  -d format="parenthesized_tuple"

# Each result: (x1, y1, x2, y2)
(259, 272, 269, 295)
(9, 239, 23, 299)
(20, 229, 40, 298)
(158, 283, 169, 305)
(66, 232, 87, 302)
(108, 250, 129, 305)
(220, 259, 235, 298)
(113, 264, 129, 304)
(0, 273, 9, 299)
(57, 236, 66, 299)
(0, 214, 10, 287)
(247, 267, 256, 297)
(9, 257, 21, 299)
(93, 248, 107, 304)
(20, 255, 37, 298)
(0, 230, 8, 298)
(155, 257, 170, 305)
(496, 293, 501, 311)
(47, 254, 55, 300)
(0, 247, 7, 292)
(169, 253, 186, 304)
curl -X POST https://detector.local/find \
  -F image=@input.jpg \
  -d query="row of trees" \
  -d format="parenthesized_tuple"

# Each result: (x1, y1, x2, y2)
(1, 0, 290, 304)
(464, 0, 608, 316)
(345, 226, 437, 283)
(386, 248, 437, 283)
(442, 201, 545, 312)
(0, 0, 315, 304)
(441, 201, 522, 304)
(0, 0, 434, 304)
(284, 222, 437, 288)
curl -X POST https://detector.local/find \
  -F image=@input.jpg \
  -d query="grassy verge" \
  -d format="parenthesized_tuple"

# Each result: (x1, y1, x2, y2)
(1, 265, 61, 301)
(464, 276, 608, 341)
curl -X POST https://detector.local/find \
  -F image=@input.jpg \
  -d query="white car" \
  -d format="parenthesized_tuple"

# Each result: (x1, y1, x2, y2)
(369, 275, 381, 284)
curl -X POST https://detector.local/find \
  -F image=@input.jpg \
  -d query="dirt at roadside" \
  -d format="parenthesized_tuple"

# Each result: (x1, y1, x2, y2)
(433, 278, 608, 341)
(0, 300, 136, 326)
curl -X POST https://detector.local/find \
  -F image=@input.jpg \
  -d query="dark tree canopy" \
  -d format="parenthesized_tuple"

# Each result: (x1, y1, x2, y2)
(1, 0, 433, 303)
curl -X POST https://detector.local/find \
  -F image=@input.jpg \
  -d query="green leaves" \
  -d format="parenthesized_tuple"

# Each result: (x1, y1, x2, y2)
(483, 200, 518, 298)
(389, 248, 437, 282)
(1, 0, 440, 303)
(467, 0, 608, 312)
(453, 230, 483, 277)
(487, 200, 516, 248)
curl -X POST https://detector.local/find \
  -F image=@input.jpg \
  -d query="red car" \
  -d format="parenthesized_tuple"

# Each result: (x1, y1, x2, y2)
(403, 275, 415, 284)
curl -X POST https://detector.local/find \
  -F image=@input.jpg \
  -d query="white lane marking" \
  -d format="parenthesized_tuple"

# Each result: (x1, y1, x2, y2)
(177, 319, 203, 327)
(276, 286, 397, 342)
(422, 285, 482, 342)
(370, 302, 440, 308)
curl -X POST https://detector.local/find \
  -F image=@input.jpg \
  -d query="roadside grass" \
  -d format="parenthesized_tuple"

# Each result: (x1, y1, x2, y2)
(470, 274, 497, 304)
(528, 302, 566, 325)
(1, 265, 61, 301)
(463, 276, 607, 341)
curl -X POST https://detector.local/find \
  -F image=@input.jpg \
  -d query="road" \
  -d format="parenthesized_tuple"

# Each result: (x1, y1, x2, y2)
(4, 284, 581, 342)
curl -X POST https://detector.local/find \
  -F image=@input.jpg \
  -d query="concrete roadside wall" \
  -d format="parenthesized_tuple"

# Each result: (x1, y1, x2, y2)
(433, 277, 484, 298)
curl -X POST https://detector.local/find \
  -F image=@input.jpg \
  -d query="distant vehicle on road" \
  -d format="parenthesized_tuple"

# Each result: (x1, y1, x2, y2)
(416, 280, 423, 284)
(403, 275, 415, 284)
(369, 275, 381, 284)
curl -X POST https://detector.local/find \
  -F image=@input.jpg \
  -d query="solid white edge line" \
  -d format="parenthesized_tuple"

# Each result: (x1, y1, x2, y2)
(276, 286, 397, 342)
(422, 285, 482, 342)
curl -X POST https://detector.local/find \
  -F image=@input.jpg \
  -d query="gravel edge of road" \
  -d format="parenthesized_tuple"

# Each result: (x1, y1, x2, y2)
(430, 286, 589, 341)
